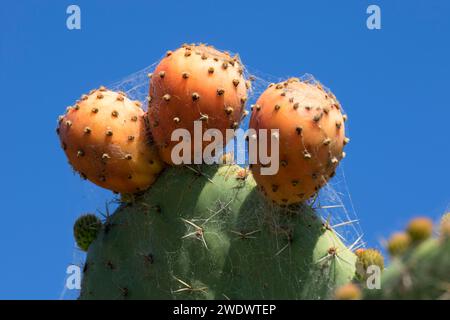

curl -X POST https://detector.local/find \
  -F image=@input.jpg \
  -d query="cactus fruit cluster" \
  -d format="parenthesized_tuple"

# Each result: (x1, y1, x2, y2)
(57, 42, 447, 300)
(333, 214, 450, 300)
(249, 78, 348, 205)
(364, 215, 450, 300)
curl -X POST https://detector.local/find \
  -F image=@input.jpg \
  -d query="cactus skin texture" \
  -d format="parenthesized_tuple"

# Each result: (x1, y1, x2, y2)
(363, 216, 450, 300)
(249, 78, 348, 205)
(148, 44, 249, 165)
(57, 87, 163, 194)
(79, 164, 356, 299)
(74, 214, 102, 252)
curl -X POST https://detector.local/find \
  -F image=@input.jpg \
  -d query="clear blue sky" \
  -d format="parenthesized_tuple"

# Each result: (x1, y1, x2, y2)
(1, 0, 449, 299)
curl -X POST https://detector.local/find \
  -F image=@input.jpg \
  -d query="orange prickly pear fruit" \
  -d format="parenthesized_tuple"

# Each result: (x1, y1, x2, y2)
(406, 217, 433, 242)
(148, 43, 249, 165)
(333, 283, 362, 300)
(57, 87, 164, 193)
(249, 78, 348, 205)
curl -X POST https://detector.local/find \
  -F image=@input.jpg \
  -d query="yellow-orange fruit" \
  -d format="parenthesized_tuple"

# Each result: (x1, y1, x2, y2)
(57, 87, 163, 193)
(333, 283, 362, 300)
(249, 78, 347, 205)
(387, 232, 411, 256)
(148, 44, 248, 164)
(355, 248, 384, 280)
(406, 217, 433, 242)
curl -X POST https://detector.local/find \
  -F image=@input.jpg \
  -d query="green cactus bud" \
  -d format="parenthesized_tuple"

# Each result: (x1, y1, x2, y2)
(407, 217, 433, 242)
(74, 214, 102, 252)
(387, 232, 411, 257)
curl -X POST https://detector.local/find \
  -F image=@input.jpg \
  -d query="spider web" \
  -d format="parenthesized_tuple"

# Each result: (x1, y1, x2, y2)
(60, 51, 364, 299)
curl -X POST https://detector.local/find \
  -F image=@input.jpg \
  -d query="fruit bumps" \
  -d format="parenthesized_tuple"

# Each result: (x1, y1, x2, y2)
(57, 87, 163, 193)
(148, 43, 249, 164)
(249, 78, 348, 205)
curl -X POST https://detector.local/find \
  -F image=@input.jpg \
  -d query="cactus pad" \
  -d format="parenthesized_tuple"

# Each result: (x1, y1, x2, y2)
(80, 164, 356, 299)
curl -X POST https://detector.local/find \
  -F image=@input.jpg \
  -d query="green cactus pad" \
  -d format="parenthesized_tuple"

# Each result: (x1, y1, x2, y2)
(74, 214, 102, 252)
(79, 164, 356, 299)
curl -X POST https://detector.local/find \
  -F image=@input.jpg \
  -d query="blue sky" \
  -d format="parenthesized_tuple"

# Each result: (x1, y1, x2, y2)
(1, 0, 449, 299)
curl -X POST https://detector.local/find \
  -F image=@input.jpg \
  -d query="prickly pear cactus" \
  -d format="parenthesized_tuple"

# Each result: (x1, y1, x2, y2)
(363, 216, 450, 300)
(80, 164, 356, 299)
(364, 238, 450, 299)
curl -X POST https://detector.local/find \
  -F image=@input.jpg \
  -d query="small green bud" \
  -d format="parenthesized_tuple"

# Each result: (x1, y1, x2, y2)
(73, 214, 102, 252)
